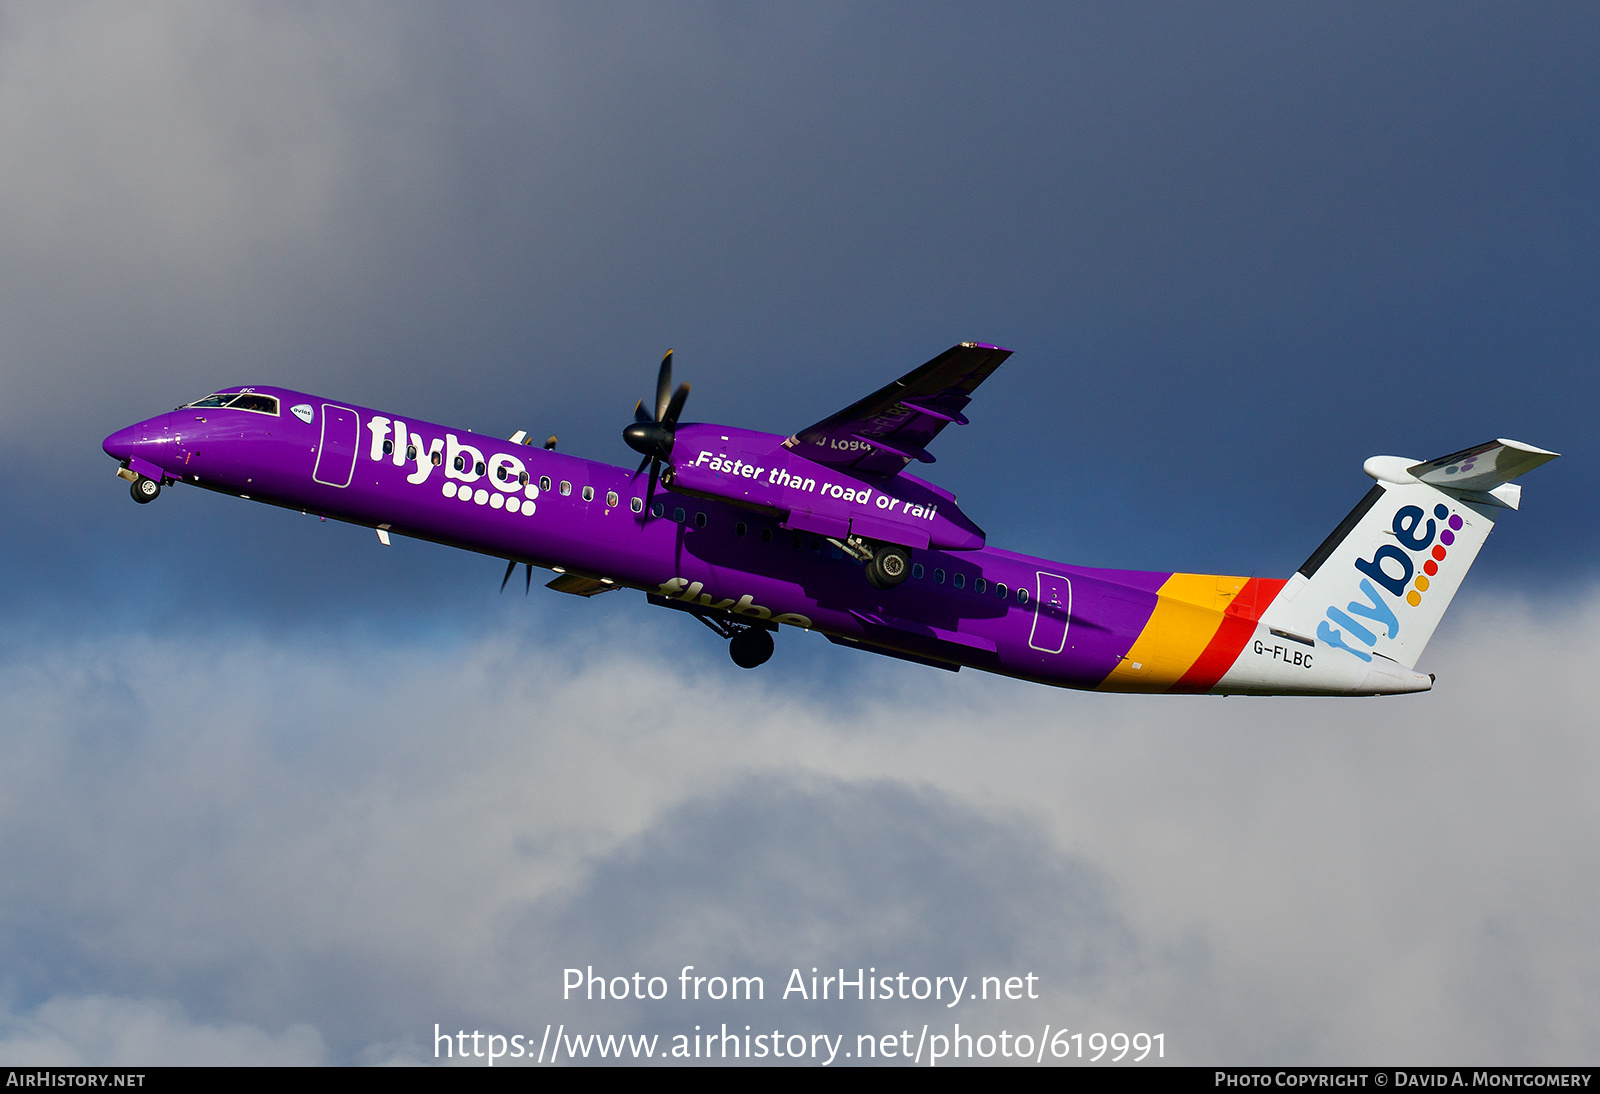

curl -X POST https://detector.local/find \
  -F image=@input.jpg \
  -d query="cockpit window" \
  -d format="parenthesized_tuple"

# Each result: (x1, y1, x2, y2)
(229, 393, 279, 413)
(182, 392, 280, 415)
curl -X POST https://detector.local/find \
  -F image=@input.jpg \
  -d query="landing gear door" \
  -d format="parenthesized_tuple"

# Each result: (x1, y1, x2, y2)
(313, 405, 360, 488)
(1028, 571, 1072, 654)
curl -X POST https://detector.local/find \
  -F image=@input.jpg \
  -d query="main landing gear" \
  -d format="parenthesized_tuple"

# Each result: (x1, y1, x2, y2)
(864, 543, 910, 590)
(729, 626, 775, 669)
(828, 535, 913, 590)
(687, 610, 776, 669)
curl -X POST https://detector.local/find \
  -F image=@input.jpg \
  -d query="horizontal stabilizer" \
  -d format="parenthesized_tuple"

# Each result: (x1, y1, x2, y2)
(1406, 438, 1559, 493)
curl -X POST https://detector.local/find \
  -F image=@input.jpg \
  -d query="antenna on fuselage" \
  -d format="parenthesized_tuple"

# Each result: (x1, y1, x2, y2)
(500, 559, 533, 596)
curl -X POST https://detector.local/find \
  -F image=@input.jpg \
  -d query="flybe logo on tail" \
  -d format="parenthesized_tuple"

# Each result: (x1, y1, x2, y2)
(1318, 502, 1464, 662)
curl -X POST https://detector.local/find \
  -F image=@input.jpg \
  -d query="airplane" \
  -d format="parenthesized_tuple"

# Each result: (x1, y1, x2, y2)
(102, 343, 1558, 696)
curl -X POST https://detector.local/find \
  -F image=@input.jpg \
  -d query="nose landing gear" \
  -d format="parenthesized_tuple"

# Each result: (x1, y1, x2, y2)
(130, 475, 161, 504)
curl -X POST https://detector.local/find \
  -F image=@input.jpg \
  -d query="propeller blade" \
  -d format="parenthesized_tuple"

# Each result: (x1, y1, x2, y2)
(635, 453, 652, 477)
(654, 350, 674, 422)
(633, 399, 652, 424)
(661, 382, 690, 430)
(500, 558, 516, 593)
(524, 562, 532, 595)
(645, 458, 660, 516)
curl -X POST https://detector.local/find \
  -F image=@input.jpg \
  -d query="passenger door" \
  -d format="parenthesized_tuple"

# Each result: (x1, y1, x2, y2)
(312, 405, 360, 488)
(1028, 571, 1073, 654)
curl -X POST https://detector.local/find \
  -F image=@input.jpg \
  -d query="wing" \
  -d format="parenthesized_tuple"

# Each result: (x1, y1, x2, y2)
(785, 342, 1012, 477)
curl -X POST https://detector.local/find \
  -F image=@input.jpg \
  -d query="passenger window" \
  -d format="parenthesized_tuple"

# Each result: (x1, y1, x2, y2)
(382, 439, 393, 455)
(606, 490, 619, 507)
(407, 445, 417, 460)
(518, 471, 529, 486)
(695, 513, 707, 528)
(582, 486, 594, 502)
(559, 481, 571, 496)
(934, 568, 946, 584)
(760, 528, 772, 543)
(453, 456, 466, 471)
(975, 578, 986, 594)
(474, 461, 486, 476)
(495, 465, 507, 481)
(540, 476, 552, 492)
(630, 497, 644, 514)
(996, 583, 1007, 599)
(431, 451, 443, 466)
(651, 501, 665, 517)
(673, 507, 686, 523)
(953, 573, 965, 589)
(912, 563, 924, 579)
(735, 522, 747, 537)
(1017, 588, 1029, 604)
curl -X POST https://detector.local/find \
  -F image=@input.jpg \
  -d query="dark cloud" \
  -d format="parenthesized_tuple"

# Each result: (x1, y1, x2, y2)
(0, 2, 1590, 625)
(0, 3, 1596, 1067)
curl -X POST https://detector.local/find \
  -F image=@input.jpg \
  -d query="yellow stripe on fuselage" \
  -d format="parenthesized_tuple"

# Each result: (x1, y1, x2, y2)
(1097, 573, 1249, 692)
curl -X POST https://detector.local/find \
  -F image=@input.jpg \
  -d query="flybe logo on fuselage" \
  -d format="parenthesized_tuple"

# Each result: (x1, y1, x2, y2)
(1318, 502, 1464, 662)
(364, 416, 541, 516)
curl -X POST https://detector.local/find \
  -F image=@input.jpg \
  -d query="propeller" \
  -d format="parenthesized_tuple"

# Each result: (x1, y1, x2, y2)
(500, 559, 532, 595)
(622, 349, 689, 517)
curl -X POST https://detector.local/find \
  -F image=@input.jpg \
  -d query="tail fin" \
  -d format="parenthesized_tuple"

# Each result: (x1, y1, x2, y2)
(1260, 439, 1558, 669)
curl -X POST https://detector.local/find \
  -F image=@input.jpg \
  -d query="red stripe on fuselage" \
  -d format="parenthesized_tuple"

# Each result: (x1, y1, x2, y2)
(1169, 577, 1287, 693)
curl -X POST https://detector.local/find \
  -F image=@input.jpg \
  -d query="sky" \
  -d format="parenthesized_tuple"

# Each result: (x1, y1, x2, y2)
(0, 1, 1596, 1066)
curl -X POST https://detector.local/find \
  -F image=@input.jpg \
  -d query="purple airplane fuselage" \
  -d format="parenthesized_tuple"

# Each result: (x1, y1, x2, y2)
(102, 383, 1173, 689)
(105, 345, 1541, 695)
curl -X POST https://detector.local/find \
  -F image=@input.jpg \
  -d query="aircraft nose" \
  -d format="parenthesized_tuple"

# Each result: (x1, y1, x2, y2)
(102, 423, 140, 461)
(103, 413, 176, 468)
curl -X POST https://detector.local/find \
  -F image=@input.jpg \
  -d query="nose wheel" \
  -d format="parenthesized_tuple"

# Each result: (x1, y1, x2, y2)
(130, 476, 161, 503)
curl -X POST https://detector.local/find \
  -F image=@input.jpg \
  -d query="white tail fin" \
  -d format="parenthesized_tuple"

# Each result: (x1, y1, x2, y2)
(1261, 439, 1558, 669)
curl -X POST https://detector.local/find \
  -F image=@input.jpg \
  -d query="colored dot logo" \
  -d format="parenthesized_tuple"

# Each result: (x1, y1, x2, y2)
(1408, 504, 1462, 607)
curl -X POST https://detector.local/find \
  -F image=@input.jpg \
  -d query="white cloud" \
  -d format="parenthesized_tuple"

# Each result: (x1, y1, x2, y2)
(0, 994, 325, 1066)
(0, 592, 1595, 1063)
